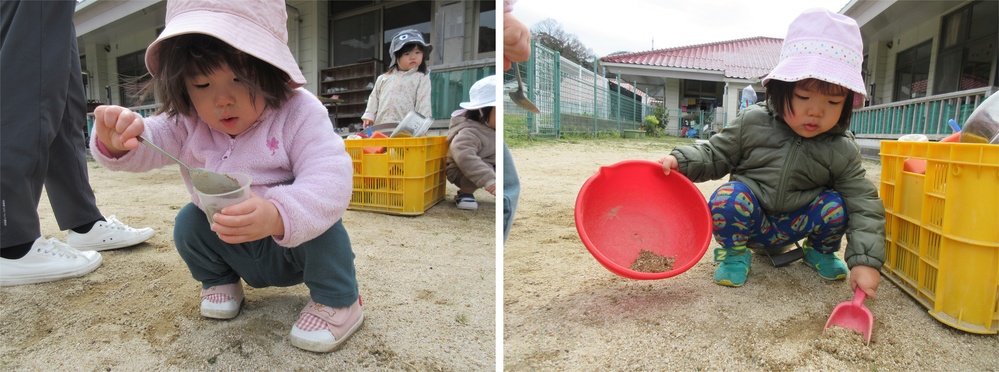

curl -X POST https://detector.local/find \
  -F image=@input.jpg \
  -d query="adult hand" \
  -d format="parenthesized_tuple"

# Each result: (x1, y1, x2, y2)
(93, 105, 144, 157)
(503, 11, 530, 71)
(362, 119, 373, 128)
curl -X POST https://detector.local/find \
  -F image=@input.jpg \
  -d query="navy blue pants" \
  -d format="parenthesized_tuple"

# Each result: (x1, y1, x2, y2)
(173, 203, 359, 308)
(0, 0, 103, 248)
(709, 182, 847, 252)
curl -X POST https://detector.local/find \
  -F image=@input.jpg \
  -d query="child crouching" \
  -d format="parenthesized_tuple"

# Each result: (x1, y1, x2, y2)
(446, 75, 497, 210)
(90, 0, 362, 353)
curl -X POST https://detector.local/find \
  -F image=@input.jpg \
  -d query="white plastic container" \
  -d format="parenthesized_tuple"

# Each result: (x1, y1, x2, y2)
(390, 111, 434, 138)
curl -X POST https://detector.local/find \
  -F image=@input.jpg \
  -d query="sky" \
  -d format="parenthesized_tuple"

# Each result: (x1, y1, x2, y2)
(511, 0, 852, 57)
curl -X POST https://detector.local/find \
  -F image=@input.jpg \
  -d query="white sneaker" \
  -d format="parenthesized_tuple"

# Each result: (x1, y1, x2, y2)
(0, 237, 103, 286)
(66, 215, 155, 251)
(455, 193, 478, 210)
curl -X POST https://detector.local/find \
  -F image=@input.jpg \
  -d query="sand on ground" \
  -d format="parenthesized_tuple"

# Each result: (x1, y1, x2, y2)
(1, 160, 496, 370)
(503, 138, 998, 370)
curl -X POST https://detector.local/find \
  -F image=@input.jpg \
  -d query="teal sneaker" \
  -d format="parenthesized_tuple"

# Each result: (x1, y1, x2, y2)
(802, 243, 848, 280)
(713, 246, 751, 287)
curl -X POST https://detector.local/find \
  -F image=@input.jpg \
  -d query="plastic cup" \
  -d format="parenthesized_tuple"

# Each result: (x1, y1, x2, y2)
(195, 172, 252, 224)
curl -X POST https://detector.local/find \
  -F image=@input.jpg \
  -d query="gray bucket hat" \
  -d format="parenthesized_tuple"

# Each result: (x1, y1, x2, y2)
(389, 29, 432, 68)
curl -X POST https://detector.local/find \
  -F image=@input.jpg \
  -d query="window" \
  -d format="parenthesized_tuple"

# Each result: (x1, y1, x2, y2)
(934, 0, 998, 94)
(477, 0, 496, 56)
(894, 41, 931, 101)
(116, 50, 153, 107)
(330, 1, 374, 14)
(332, 10, 380, 66)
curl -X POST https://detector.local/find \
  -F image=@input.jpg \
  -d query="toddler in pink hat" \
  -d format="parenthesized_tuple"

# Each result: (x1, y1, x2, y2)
(657, 8, 885, 298)
(89, 0, 362, 353)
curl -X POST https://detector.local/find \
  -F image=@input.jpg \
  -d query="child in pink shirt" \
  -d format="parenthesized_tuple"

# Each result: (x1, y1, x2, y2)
(90, 0, 361, 353)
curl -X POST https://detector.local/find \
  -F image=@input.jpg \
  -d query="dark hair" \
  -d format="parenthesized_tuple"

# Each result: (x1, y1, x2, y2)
(766, 78, 855, 131)
(388, 43, 428, 74)
(464, 107, 494, 124)
(140, 34, 293, 117)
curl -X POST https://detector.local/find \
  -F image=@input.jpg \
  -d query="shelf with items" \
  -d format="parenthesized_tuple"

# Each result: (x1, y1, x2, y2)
(319, 60, 382, 130)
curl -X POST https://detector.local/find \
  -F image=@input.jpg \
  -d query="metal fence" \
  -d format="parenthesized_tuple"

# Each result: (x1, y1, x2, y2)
(503, 43, 677, 138)
(852, 87, 995, 140)
(429, 62, 496, 120)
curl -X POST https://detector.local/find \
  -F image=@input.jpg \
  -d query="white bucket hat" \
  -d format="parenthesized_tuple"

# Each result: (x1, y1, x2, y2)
(763, 8, 866, 98)
(389, 29, 432, 68)
(459, 75, 498, 110)
(144, 0, 306, 89)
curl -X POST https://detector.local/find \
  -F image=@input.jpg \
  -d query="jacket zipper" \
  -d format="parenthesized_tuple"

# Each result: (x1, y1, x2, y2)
(222, 137, 236, 160)
(776, 137, 802, 212)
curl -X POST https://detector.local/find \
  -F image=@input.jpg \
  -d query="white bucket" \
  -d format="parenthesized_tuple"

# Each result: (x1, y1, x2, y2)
(390, 111, 434, 138)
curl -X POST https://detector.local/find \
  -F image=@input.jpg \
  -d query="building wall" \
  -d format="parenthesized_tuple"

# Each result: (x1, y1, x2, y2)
(868, 42, 889, 106)
(288, 1, 326, 95)
(664, 78, 681, 132)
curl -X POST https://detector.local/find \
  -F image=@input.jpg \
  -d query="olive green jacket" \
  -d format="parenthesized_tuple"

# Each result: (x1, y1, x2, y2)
(671, 103, 886, 269)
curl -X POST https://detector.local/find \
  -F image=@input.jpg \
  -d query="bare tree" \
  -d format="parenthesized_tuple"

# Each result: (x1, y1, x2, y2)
(530, 18, 596, 70)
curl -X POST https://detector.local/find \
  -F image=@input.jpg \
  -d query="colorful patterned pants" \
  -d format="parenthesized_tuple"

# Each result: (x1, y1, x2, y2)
(709, 182, 847, 252)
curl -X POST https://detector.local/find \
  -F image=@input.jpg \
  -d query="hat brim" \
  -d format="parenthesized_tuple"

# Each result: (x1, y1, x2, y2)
(459, 100, 497, 110)
(145, 9, 306, 88)
(763, 55, 866, 98)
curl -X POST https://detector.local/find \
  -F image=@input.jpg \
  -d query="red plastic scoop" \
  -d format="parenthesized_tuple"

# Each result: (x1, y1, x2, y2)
(824, 287, 873, 345)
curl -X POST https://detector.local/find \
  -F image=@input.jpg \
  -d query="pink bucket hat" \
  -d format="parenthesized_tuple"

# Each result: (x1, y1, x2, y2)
(763, 8, 866, 98)
(144, 0, 306, 89)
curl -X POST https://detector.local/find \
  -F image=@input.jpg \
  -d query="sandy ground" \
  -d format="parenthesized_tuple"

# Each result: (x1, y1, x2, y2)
(503, 138, 999, 370)
(1, 160, 496, 370)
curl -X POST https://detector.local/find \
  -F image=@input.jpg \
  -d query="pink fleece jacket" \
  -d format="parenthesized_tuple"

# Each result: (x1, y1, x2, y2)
(91, 88, 353, 248)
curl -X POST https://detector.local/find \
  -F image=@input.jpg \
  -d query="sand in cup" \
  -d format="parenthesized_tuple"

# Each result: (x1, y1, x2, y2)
(195, 172, 252, 224)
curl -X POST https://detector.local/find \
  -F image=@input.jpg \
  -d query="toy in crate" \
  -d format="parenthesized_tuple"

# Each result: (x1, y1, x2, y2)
(879, 140, 998, 334)
(344, 136, 447, 215)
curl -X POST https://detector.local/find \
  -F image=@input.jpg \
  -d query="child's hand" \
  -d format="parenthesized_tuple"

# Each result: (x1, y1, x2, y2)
(657, 155, 679, 175)
(93, 105, 145, 157)
(485, 184, 496, 196)
(362, 119, 373, 128)
(210, 192, 285, 244)
(849, 265, 881, 298)
(503, 12, 531, 71)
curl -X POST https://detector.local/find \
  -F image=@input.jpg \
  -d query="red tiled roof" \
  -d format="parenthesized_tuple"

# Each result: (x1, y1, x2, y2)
(600, 37, 784, 80)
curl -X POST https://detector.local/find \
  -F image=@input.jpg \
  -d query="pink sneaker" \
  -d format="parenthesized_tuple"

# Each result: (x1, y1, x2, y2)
(289, 297, 364, 352)
(199, 282, 244, 319)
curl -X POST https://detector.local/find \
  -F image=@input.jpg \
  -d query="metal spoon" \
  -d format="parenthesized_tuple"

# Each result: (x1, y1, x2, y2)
(509, 63, 540, 114)
(136, 135, 241, 194)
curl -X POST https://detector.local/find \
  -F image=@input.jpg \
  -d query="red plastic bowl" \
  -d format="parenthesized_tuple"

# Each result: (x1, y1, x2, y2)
(574, 160, 712, 280)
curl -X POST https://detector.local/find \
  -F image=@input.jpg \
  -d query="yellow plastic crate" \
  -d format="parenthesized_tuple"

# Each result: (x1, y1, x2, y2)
(344, 136, 447, 215)
(879, 141, 999, 334)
